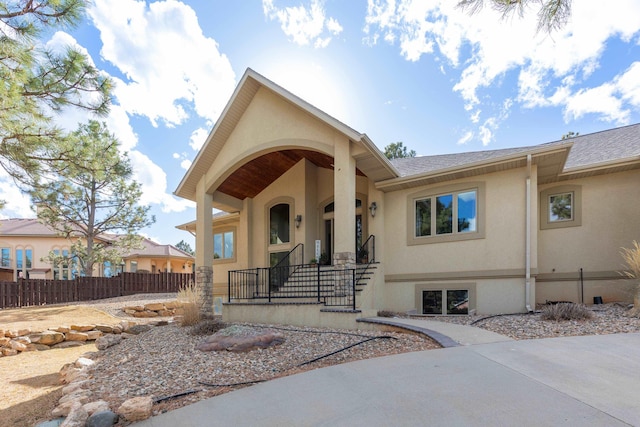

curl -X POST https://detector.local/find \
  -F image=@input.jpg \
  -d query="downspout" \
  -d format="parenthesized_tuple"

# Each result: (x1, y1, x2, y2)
(525, 154, 533, 313)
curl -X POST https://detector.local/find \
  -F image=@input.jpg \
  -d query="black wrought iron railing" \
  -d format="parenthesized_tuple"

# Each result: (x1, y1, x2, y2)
(270, 243, 304, 292)
(357, 235, 375, 264)
(228, 264, 357, 309)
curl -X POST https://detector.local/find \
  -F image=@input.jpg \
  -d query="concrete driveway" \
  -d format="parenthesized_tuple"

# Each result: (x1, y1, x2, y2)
(135, 332, 640, 426)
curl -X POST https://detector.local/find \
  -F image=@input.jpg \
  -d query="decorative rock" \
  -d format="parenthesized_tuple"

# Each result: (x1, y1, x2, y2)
(39, 331, 66, 345)
(143, 302, 165, 311)
(126, 324, 152, 335)
(23, 343, 42, 351)
(0, 337, 10, 346)
(173, 308, 185, 315)
(158, 309, 173, 316)
(86, 410, 119, 427)
(60, 402, 88, 427)
(119, 321, 134, 332)
(71, 324, 96, 332)
(52, 326, 71, 333)
(197, 328, 285, 352)
(83, 400, 111, 416)
(59, 389, 92, 405)
(59, 364, 84, 384)
(95, 334, 122, 350)
(164, 300, 181, 309)
(62, 380, 90, 395)
(2, 348, 18, 356)
(53, 341, 86, 349)
(86, 330, 103, 340)
(17, 328, 31, 336)
(34, 417, 65, 427)
(5, 330, 18, 338)
(94, 325, 114, 333)
(123, 305, 144, 312)
(117, 396, 153, 422)
(52, 400, 78, 417)
(132, 310, 159, 318)
(75, 357, 95, 369)
(120, 333, 136, 339)
(10, 339, 28, 352)
(65, 331, 88, 341)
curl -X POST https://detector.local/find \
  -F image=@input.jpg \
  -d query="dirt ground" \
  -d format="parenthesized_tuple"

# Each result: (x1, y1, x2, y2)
(0, 306, 124, 427)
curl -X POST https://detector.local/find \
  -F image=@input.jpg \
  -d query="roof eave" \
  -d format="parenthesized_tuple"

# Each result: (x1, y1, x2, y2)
(376, 144, 572, 192)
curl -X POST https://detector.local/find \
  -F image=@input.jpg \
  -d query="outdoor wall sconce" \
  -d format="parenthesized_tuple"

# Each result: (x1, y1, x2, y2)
(369, 202, 377, 217)
(295, 214, 302, 228)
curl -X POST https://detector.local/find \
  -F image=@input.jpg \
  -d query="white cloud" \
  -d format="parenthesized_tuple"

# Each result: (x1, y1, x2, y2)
(128, 151, 194, 213)
(364, 0, 640, 143)
(89, 0, 236, 127)
(189, 127, 210, 151)
(457, 131, 473, 145)
(263, 0, 343, 47)
(180, 159, 192, 170)
(0, 172, 33, 219)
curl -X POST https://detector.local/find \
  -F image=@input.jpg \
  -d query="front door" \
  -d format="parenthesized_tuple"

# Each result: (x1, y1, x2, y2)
(322, 200, 364, 265)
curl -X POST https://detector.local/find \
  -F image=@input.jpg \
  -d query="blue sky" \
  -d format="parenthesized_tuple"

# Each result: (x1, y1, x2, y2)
(2, 0, 640, 248)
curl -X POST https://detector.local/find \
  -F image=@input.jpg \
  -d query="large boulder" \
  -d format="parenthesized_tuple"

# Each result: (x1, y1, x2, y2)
(117, 396, 153, 422)
(95, 334, 122, 350)
(197, 326, 285, 352)
(37, 331, 65, 346)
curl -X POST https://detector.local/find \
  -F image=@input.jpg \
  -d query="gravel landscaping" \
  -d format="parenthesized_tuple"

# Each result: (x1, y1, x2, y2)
(69, 295, 640, 423)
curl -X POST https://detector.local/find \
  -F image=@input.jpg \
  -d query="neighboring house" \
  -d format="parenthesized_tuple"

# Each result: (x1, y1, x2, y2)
(0, 218, 194, 280)
(175, 68, 640, 328)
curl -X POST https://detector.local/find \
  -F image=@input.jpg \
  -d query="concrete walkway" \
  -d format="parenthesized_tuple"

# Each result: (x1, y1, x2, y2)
(135, 320, 640, 427)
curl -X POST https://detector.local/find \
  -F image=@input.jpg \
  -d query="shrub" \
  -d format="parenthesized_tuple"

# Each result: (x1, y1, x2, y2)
(621, 240, 640, 316)
(177, 282, 202, 326)
(541, 303, 593, 321)
(189, 319, 227, 336)
(377, 310, 400, 318)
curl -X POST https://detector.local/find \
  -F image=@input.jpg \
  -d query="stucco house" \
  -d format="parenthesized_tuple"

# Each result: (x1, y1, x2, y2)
(175, 68, 640, 328)
(0, 218, 194, 280)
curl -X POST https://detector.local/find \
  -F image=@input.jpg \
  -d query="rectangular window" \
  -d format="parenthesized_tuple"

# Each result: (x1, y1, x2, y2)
(25, 249, 32, 268)
(1, 248, 10, 268)
(16, 249, 22, 269)
(447, 290, 469, 315)
(214, 230, 235, 260)
(130, 261, 138, 273)
(415, 199, 431, 237)
(415, 189, 477, 238)
(436, 194, 453, 234)
(423, 289, 469, 315)
(422, 290, 443, 314)
(549, 192, 573, 222)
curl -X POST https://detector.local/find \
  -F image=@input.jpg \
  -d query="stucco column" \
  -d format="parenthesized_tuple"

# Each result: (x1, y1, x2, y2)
(333, 137, 356, 263)
(333, 139, 356, 303)
(196, 178, 214, 317)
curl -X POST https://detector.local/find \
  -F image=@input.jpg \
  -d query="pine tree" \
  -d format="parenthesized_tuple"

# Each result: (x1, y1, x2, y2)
(30, 121, 154, 277)
(0, 0, 112, 191)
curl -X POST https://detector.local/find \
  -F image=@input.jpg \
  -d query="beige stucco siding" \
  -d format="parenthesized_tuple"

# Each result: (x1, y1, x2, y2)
(536, 169, 640, 304)
(205, 88, 344, 195)
(383, 168, 530, 276)
(538, 169, 640, 274)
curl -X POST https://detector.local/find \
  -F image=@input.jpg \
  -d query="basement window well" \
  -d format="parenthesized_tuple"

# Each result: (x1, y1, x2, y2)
(422, 289, 469, 315)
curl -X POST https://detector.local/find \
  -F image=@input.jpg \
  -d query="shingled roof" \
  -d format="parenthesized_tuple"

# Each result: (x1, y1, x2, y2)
(389, 122, 640, 179)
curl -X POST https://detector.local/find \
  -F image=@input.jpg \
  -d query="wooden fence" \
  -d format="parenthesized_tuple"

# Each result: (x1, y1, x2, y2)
(0, 272, 195, 309)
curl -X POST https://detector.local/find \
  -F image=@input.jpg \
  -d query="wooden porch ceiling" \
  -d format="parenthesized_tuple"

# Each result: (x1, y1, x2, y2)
(218, 149, 365, 200)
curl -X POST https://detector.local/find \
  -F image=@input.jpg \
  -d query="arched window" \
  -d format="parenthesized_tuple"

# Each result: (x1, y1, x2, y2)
(270, 203, 290, 245)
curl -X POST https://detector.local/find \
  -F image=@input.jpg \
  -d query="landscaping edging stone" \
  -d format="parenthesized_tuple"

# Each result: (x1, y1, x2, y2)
(0, 301, 182, 357)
